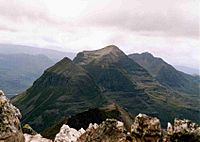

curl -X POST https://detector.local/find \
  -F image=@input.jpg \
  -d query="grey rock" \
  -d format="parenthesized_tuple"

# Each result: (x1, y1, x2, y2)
(0, 90, 25, 142)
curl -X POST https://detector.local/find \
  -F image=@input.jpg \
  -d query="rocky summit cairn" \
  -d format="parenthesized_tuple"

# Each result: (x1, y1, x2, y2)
(131, 113, 162, 142)
(0, 90, 25, 142)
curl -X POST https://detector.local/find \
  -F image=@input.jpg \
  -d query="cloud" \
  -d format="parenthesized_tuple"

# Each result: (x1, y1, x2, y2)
(80, 0, 199, 39)
(0, 0, 199, 68)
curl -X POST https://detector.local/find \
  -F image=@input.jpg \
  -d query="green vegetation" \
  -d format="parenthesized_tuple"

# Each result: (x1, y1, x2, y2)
(12, 57, 107, 132)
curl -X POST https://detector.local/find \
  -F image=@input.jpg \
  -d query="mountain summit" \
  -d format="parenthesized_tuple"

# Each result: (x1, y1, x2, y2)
(74, 45, 126, 65)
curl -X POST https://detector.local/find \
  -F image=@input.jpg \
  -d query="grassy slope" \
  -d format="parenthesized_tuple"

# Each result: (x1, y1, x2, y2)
(12, 58, 107, 132)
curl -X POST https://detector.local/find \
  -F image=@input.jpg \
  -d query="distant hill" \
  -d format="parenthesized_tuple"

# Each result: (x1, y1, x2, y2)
(128, 52, 200, 95)
(174, 65, 199, 75)
(0, 53, 54, 95)
(0, 44, 76, 61)
(12, 57, 107, 132)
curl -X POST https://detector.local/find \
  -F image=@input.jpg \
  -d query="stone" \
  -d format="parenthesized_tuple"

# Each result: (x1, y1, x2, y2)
(22, 124, 37, 135)
(131, 113, 162, 142)
(169, 119, 200, 142)
(0, 90, 25, 142)
(78, 119, 131, 142)
(24, 134, 52, 142)
(54, 124, 85, 142)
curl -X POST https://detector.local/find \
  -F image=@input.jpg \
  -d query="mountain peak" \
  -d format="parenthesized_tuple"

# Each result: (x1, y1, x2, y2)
(46, 57, 75, 74)
(94, 45, 123, 56)
(141, 52, 154, 57)
(73, 45, 125, 65)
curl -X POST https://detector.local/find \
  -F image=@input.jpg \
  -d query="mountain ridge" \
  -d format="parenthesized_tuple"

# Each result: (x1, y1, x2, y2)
(128, 52, 200, 95)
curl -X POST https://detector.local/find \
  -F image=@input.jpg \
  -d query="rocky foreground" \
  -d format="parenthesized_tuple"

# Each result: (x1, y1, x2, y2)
(1, 90, 200, 142)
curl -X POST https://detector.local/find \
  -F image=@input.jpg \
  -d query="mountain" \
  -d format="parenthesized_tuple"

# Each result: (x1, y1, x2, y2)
(11, 45, 200, 133)
(74, 45, 157, 92)
(12, 57, 107, 132)
(128, 52, 200, 95)
(0, 43, 76, 61)
(74, 45, 200, 125)
(174, 65, 199, 75)
(0, 53, 54, 95)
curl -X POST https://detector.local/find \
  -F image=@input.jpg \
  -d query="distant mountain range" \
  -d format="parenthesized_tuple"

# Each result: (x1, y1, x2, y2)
(0, 44, 76, 61)
(0, 43, 77, 96)
(0, 53, 54, 95)
(174, 65, 199, 75)
(12, 45, 200, 133)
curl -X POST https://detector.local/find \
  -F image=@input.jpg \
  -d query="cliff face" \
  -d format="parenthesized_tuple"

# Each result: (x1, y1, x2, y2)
(0, 90, 25, 142)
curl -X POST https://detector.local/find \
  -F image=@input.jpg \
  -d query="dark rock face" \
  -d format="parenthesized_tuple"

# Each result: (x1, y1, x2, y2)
(0, 90, 25, 142)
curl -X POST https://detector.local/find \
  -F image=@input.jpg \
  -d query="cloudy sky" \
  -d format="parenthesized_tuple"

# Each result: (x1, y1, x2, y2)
(0, 0, 199, 68)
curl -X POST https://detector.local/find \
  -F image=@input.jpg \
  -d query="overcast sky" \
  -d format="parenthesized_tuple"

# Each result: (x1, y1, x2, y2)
(0, 0, 199, 68)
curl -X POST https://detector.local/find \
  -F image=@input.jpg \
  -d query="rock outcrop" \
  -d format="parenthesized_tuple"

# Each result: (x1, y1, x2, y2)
(131, 113, 162, 142)
(54, 125, 85, 142)
(24, 134, 52, 142)
(47, 113, 200, 142)
(0, 90, 25, 142)
(167, 119, 200, 142)
(77, 119, 131, 142)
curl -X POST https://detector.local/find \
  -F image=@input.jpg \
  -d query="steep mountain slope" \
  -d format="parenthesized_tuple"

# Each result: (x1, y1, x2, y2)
(12, 57, 107, 132)
(0, 53, 54, 95)
(0, 43, 76, 61)
(128, 52, 200, 95)
(74, 45, 200, 125)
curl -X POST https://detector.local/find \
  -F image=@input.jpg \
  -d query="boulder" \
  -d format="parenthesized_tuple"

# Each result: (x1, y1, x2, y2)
(131, 113, 162, 142)
(169, 119, 200, 142)
(54, 124, 85, 142)
(22, 124, 37, 135)
(0, 90, 25, 142)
